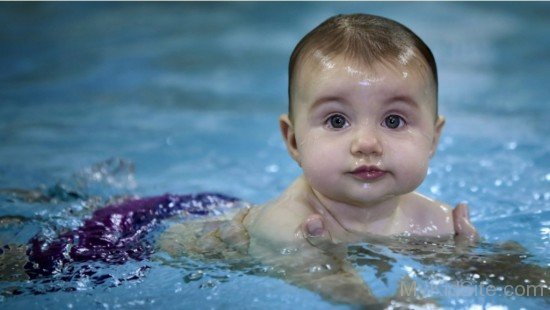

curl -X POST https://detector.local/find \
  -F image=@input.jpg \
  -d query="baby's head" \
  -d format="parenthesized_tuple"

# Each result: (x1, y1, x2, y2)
(288, 13, 438, 122)
(280, 14, 445, 206)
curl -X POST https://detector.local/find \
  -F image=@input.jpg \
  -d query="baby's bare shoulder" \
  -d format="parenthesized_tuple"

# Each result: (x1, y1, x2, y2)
(404, 192, 454, 235)
(245, 201, 312, 253)
(408, 192, 452, 214)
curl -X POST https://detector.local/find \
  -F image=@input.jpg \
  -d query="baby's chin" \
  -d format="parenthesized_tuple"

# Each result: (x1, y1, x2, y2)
(319, 190, 403, 207)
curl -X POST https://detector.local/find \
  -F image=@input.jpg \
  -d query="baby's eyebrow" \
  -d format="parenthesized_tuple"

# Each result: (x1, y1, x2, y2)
(309, 96, 349, 112)
(307, 94, 421, 115)
(385, 95, 419, 108)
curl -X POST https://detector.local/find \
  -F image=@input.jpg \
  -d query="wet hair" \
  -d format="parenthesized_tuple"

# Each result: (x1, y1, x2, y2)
(288, 14, 438, 120)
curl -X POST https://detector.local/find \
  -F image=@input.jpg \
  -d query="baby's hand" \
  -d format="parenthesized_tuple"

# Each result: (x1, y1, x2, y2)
(452, 202, 479, 243)
(301, 214, 346, 258)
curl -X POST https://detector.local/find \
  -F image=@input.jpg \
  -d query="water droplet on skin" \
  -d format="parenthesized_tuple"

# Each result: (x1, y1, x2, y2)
(280, 248, 297, 255)
(345, 65, 362, 77)
(398, 47, 414, 65)
(314, 50, 335, 70)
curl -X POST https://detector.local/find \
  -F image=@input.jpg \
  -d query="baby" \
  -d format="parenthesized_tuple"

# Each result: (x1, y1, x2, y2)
(160, 13, 477, 305)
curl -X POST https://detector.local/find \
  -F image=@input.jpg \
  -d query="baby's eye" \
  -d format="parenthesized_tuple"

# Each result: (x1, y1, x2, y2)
(326, 114, 349, 129)
(383, 114, 406, 129)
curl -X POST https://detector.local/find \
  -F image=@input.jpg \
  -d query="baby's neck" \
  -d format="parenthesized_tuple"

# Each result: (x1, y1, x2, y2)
(303, 180, 404, 239)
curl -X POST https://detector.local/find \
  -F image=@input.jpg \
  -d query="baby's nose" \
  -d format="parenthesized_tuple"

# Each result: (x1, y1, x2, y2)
(350, 125, 383, 156)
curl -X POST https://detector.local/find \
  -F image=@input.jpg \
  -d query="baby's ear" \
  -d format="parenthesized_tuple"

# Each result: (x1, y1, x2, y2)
(279, 114, 301, 165)
(430, 116, 446, 158)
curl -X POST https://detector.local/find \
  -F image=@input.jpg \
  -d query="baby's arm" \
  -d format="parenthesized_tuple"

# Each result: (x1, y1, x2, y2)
(250, 216, 434, 306)
(281, 255, 379, 306)
(158, 207, 381, 305)
(158, 208, 250, 260)
(247, 220, 380, 306)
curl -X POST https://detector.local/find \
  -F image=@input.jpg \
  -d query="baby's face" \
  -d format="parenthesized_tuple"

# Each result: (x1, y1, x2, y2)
(288, 55, 443, 206)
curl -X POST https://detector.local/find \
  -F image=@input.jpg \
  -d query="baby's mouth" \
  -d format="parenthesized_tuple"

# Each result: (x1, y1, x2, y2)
(349, 165, 387, 181)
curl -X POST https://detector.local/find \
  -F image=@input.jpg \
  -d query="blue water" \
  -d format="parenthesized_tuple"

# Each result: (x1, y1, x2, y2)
(1, 2, 549, 309)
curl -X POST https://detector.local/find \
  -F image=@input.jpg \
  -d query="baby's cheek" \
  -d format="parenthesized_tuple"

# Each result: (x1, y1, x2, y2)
(301, 149, 331, 181)
(385, 140, 430, 189)
(300, 141, 341, 190)
(399, 155, 430, 191)
(298, 132, 330, 164)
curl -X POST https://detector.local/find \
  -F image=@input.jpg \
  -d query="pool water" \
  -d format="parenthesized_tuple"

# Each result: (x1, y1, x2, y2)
(1, 2, 548, 309)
